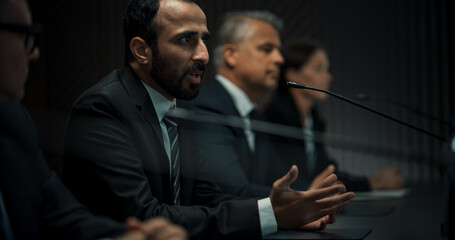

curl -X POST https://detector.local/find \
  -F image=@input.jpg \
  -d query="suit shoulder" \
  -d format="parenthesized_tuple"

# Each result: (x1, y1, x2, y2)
(193, 79, 231, 114)
(72, 69, 129, 110)
(80, 70, 125, 98)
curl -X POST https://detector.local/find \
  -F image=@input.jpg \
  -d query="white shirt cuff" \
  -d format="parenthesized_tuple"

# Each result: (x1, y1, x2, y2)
(258, 197, 278, 236)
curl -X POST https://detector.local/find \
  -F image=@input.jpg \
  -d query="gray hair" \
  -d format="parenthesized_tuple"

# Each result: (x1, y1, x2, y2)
(213, 10, 283, 70)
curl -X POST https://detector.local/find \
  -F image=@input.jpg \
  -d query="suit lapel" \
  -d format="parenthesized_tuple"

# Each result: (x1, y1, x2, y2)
(204, 79, 256, 170)
(214, 80, 254, 155)
(118, 66, 170, 165)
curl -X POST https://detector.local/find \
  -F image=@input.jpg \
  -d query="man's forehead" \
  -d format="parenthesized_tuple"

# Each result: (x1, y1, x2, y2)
(157, 0, 206, 24)
(245, 20, 281, 45)
(157, 0, 207, 31)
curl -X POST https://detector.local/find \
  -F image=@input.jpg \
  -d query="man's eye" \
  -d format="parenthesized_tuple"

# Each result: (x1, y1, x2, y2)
(259, 46, 274, 54)
(179, 36, 191, 43)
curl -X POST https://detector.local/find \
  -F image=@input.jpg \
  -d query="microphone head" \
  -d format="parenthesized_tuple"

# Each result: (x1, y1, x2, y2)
(287, 81, 307, 89)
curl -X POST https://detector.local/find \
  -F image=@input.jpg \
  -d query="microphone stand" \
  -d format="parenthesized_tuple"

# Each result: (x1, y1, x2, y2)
(287, 81, 448, 142)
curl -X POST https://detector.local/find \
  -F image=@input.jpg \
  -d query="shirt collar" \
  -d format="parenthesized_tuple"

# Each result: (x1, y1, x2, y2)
(216, 74, 255, 117)
(141, 81, 177, 122)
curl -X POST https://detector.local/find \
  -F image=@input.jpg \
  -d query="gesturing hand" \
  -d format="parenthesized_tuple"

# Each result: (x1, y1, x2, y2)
(270, 165, 355, 230)
(309, 164, 335, 190)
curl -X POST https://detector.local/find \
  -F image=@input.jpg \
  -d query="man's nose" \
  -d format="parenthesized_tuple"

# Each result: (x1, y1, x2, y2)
(193, 39, 209, 65)
(273, 49, 284, 65)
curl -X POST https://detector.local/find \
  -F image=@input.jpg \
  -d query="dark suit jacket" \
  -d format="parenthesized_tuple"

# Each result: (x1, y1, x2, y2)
(0, 101, 124, 240)
(264, 91, 370, 192)
(192, 79, 282, 198)
(63, 65, 262, 239)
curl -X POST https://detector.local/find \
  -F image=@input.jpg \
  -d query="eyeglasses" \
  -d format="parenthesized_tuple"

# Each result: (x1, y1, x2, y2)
(0, 21, 42, 54)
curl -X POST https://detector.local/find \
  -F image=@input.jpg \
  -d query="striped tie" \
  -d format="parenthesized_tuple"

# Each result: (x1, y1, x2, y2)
(163, 116, 181, 205)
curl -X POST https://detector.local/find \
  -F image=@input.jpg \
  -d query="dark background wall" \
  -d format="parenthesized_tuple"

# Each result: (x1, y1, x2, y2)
(26, 0, 454, 182)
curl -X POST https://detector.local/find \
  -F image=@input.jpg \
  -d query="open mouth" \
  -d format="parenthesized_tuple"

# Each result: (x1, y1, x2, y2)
(188, 70, 203, 83)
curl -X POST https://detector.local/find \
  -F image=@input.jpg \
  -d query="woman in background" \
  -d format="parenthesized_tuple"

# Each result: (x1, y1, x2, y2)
(264, 39, 402, 191)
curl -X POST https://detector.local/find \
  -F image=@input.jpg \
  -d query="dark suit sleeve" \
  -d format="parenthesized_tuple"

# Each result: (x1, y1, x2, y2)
(0, 102, 125, 240)
(40, 170, 126, 239)
(194, 119, 272, 198)
(63, 92, 262, 239)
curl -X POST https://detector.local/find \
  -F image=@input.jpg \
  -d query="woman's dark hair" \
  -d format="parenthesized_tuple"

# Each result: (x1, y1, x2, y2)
(277, 39, 324, 93)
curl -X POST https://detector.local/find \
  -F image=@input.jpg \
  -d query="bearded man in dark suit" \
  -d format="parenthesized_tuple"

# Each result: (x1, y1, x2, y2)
(63, 0, 355, 239)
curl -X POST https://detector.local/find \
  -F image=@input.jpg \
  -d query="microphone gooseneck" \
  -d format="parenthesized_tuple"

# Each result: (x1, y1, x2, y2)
(355, 93, 453, 127)
(287, 81, 447, 142)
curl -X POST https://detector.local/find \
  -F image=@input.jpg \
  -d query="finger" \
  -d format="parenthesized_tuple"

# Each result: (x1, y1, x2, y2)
(310, 165, 336, 190)
(125, 217, 143, 231)
(316, 173, 338, 189)
(153, 225, 188, 240)
(335, 204, 345, 214)
(300, 218, 327, 231)
(316, 191, 355, 210)
(319, 198, 353, 216)
(308, 183, 346, 200)
(327, 213, 336, 224)
(273, 165, 299, 190)
(141, 218, 171, 237)
(320, 165, 335, 178)
(314, 165, 336, 183)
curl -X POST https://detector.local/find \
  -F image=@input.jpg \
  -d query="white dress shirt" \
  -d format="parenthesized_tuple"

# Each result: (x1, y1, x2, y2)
(142, 82, 177, 175)
(217, 75, 257, 151)
(303, 113, 316, 174)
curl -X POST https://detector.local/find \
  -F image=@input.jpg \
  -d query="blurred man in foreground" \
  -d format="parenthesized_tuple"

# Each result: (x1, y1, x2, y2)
(0, 0, 187, 239)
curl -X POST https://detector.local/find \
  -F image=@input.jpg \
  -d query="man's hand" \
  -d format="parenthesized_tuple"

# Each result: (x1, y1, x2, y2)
(369, 167, 403, 190)
(305, 165, 341, 231)
(270, 165, 355, 230)
(301, 213, 336, 231)
(310, 165, 335, 190)
(115, 217, 188, 240)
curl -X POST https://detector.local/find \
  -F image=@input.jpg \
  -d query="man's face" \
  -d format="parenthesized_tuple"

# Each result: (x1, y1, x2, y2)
(233, 20, 284, 94)
(0, 0, 39, 103)
(150, 0, 209, 100)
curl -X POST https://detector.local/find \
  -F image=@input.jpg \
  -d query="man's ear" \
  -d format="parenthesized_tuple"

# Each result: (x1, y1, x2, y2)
(223, 43, 239, 68)
(129, 37, 151, 65)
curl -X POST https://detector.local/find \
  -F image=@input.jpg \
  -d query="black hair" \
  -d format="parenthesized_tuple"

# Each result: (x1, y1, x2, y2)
(123, 0, 160, 62)
(123, 0, 199, 62)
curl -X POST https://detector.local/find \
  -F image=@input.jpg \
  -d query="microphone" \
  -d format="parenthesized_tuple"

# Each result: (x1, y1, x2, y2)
(356, 93, 453, 127)
(287, 81, 447, 142)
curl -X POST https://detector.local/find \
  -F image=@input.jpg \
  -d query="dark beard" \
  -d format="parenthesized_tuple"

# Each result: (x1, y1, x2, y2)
(150, 49, 204, 100)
